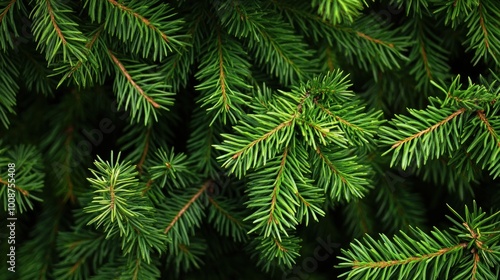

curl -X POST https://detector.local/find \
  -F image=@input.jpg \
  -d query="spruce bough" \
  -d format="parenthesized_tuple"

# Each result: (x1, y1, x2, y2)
(0, 0, 499, 279)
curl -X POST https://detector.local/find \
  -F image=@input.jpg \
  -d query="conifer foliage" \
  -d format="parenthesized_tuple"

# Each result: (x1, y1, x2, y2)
(0, 0, 499, 279)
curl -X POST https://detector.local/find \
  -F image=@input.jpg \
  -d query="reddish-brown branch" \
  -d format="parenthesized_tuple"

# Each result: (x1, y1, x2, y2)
(47, 0, 66, 45)
(472, 250, 479, 279)
(420, 43, 432, 79)
(108, 0, 169, 42)
(477, 110, 500, 147)
(478, 3, 489, 49)
(232, 119, 294, 159)
(164, 181, 209, 234)
(353, 243, 467, 269)
(268, 148, 288, 225)
(274, 238, 288, 252)
(217, 30, 230, 110)
(108, 50, 160, 108)
(141, 179, 153, 195)
(0, 0, 16, 23)
(109, 183, 115, 210)
(1, 178, 30, 196)
(208, 197, 242, 226)
(315, 147, 347, 183)
(69, 258, 84, 274)
(356, 31, 394, 48)
(391, 108, 466, 149)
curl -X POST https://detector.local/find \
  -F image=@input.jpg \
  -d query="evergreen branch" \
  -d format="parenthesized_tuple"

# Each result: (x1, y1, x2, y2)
(251, 235, 301, 271)
(379, 77, 484, 169)
(164, 181, 209, 235)
(245, 144, 324, 240)
(108, 50, 159, 109)
(338, 227, 466, 279)
(232, 118, 294, 160)
(339, 201, 500, 279)
(108, 51, 174, 124)
(0, 144, 44, 213)
(477, 110, 500, 147)
(219, 0, 315, 84)
(107, 0, 170, 43)
(312, 146, 370, 201)
(244, 148, 297, 240)
(403, 17, 451, 92)
(462, 0, 500, 65)
(195, 28, 252, 124)
(84, 152, 167, 262)
(391, 107, 466, 149)
(0, 0, 25, 50)
(0, 54, 18, 128)
(216, 104, 298, 177)
(268, 147, 288, 231)
(353, 243, 466, 269)
(146, 147, 197, 190)
(208, 196, 249, 242)
(31, 0, 88, 65)
(54, 25, 106, 88)
(187, 108, 224, 177)
(273, 0, 409, 73)
(85, 0, 187, 60)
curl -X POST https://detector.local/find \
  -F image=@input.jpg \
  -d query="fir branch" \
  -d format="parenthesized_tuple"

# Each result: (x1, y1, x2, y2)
(0, 54, 18, 128)
(273, 0, 410, 73)
(391, 107, 466, 149)
(84, 152, 167, 262)
(55, 25, 105, 88)
(0, 144, 44, 212)
(0, 0, 25, 49)
(462, 0, 500, 65)
(251, 235, 302, 271)
(218, 0, 315, 84)
(109, 50, 159, 109)
(107, 0, 170, 43)
(195, 28, 252, 124)
(312, 146, 370, 201)
(186, 108, 224, 178)
(108, 50, 174, 124)
(163, 181, 209, 235)
(403, 17, 451, 92)
(85, 0, 187, 60)
(31, 0, 88, 65)
(477, 110, 500, 147)
(208, 196, 249, 242)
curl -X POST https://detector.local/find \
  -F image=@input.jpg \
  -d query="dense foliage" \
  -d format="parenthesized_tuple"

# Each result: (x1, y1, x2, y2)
(0, 0, 499, 279)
